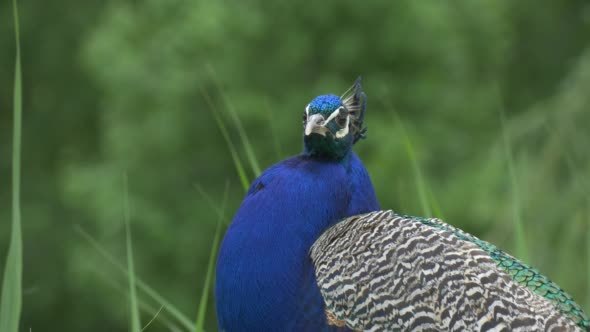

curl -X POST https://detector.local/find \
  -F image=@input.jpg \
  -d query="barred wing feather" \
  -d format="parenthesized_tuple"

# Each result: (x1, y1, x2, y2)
(310, 210, 589, 331)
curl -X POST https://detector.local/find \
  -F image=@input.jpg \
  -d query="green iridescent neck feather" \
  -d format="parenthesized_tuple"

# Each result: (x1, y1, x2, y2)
(304, 133, 353, 160)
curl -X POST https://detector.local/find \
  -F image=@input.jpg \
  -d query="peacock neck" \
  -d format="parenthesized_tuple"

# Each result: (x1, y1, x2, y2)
(303, 146, 353, 166)
(302, 134, 354, 162)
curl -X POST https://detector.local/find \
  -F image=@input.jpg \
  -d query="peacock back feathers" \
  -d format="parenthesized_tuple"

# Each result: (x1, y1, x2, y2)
(417, 215, 590, 330)
(311, 210, 589, 331)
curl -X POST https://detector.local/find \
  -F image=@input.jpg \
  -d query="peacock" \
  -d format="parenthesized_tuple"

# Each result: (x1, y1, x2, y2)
(215, 78, 590, 331)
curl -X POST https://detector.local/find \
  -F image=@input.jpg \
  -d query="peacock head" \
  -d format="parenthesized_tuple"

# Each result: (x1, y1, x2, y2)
(303, 77, 367, 160)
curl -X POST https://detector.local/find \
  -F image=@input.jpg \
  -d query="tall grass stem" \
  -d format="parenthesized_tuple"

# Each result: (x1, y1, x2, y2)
(0, 1, 23, 330)
(195, 182, 230, 332)
(500, 109, 529, 262)
(201, 87, 250, 191)
(395, 114, 433, 217)
(124, 175, 142, 332)
(207, 64, 261, 177)
(75, 226, 194, 331)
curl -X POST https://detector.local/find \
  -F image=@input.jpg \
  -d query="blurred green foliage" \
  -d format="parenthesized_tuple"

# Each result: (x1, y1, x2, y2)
(1, 1, 590, 331)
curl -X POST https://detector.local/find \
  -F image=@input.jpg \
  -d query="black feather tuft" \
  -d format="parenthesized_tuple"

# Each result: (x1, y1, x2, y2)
(341, 77, 367, 144)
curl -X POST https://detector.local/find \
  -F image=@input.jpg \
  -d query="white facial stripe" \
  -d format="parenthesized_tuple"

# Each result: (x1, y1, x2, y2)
(323, 107, 342, 125)
(335, 115, 350, 138)
(305, 106, 350, 138)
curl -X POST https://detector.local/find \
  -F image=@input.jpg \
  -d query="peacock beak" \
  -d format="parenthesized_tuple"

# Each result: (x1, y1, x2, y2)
(305, 114, 329, 136)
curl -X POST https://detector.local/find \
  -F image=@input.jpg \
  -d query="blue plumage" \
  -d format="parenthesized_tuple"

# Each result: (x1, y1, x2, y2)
(215, 79, 378, 331)
(308, 94, 343, 116)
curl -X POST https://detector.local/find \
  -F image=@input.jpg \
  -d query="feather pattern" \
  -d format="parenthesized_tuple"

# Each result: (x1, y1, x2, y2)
(311, 210, 590, 331)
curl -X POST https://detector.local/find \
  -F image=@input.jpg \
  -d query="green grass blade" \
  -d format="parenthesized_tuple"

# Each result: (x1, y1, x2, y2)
(264, 97, 283, 160)
(200, 86, 250, 191)
(74, 226, 194, 331)
(207, 64, 261, 177)
(0, 1, 23, 331)
(427, 186, 444, 219)
(142, 305, 164, 332)
(500, 109, 528, 262)
(195, 182, 230, 332)
(193, 184, 224, 220)
(124, 175, 141, 332)
(223, 96, 261, 177)
(395, 113, 433, 217)
(587, 200, 590, 311)
(90, 266, 184, 332)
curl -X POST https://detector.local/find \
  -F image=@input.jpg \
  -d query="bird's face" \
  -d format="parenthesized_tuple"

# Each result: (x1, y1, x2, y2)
(303, 78, 367, 160)
(304, 95, 351, 139)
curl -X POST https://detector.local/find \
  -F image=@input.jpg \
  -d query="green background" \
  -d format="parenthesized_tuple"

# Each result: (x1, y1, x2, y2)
(1, 1, 590, 331)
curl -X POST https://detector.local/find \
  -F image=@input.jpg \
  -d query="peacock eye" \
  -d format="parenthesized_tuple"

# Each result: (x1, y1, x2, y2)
(335, 107, 348, 127)
(302, 112, 308, 123)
